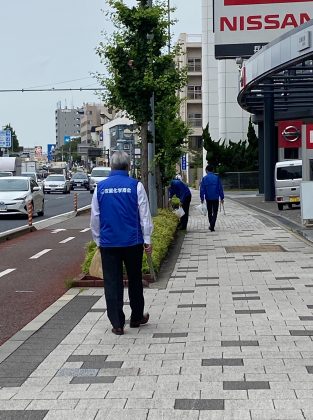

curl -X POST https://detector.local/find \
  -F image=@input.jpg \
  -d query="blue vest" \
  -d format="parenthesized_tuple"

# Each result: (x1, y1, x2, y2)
(97, 170, 144, 247)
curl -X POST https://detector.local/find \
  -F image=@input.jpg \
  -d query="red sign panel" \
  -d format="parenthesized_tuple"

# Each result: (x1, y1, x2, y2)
(225, 0, 312, 5)
(278, 121, 302, 148)
(306, 125, 313, 149)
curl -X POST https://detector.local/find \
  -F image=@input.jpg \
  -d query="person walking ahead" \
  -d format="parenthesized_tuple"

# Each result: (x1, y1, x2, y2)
(169, 175, 192, 230)
(200, 164, 224, 232)
(90, 151, 153, 335)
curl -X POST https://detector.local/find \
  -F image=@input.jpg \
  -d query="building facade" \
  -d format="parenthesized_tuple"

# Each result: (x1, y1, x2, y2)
(201, 0, 250, 153)
(55, 106, 82, 148)
(177, 33, 203, 184)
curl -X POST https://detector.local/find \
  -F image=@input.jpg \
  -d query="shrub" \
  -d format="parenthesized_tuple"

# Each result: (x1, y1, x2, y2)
(81, 209, 179, 276)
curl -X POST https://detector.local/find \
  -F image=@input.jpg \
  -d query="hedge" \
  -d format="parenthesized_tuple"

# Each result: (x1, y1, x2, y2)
(81, 208, 179, 275)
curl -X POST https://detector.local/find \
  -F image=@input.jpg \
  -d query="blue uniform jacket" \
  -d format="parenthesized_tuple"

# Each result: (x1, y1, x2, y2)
(200, 172, 224, 201)
(169, 179, 191, 203)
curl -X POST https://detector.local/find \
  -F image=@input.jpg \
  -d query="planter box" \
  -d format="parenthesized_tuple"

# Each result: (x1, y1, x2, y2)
(71, 273, 154, 288)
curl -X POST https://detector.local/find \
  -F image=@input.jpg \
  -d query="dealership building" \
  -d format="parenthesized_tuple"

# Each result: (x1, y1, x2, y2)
(201, 0, 313, 144)
(202, 0, 313, 217)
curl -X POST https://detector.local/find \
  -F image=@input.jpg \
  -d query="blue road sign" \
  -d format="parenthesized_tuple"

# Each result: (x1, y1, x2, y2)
(64, 135, 70, 144)
(0, 130, 11, 148)
(181, 154, 187, 171)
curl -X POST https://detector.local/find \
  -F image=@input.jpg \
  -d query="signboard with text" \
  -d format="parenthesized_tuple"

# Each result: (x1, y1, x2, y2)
(0, 130, 11, 148)
(213, 0, 313, 58)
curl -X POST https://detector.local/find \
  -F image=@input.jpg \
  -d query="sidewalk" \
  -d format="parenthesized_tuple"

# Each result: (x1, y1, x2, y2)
(1, 197, 313, 419)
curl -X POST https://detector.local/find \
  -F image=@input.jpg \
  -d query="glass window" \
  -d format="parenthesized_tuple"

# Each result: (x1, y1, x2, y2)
(91, 169, 111, 177)
(277, 165, 302, 180)
(0, 179, 29, 191)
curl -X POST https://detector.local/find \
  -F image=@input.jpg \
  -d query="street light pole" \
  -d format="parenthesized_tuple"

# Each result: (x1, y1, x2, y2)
(147, 0, 157, 216)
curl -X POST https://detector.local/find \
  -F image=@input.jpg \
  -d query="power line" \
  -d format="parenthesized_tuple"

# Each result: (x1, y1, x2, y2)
(0, 87, 105, 93)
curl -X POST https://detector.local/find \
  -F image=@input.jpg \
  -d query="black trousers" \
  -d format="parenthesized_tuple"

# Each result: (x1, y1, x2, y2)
(206, 199, 219, 230)
(179, 194, 192, 230)
(100, 244, 144, 329)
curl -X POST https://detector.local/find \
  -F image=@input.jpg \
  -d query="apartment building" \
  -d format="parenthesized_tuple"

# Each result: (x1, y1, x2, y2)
(55, 106, 82, 148)
(177, 33, 203, 184)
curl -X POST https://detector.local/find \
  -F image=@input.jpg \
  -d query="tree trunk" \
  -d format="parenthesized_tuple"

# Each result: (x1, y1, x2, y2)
(140, 122, 149, 194)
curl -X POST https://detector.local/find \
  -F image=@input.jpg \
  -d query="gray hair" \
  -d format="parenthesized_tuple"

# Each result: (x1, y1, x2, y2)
(110, 151, 130, 170)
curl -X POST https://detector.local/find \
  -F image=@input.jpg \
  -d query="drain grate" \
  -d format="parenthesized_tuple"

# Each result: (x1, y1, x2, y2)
(225, 245, 286, 253)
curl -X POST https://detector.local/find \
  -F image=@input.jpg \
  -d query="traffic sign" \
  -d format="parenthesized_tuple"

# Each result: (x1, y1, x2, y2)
(0, 130, 11, 148)
(181, 154, 187, 171)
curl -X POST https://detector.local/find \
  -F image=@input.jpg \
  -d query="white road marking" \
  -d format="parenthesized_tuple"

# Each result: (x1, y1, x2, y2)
(80, 228, 90, 233)
(51, 229, 67, 234)
(0, 268, 16, 278)
(15, 290, 34, 293)
(29, 249, 52, 259)
(59, 237, 75, 244)
(55, 196, 67, 200)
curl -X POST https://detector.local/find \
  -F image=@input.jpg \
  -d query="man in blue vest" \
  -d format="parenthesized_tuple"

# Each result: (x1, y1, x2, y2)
(200, 164, 224, 232)
(90, 151, 153, 335)
(169, 175, 192, 230)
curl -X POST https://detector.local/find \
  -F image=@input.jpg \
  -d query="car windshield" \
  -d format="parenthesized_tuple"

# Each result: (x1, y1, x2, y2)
(277, 165, 302, 180)
(46, 175, 65, 181)
(21, 173, 36, 181)
(0, 179, 29, 191)
(73, 173, 87, 179)
(91, 169, 111, 177)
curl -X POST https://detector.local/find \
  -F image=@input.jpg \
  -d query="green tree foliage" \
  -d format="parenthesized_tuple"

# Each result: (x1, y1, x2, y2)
(96, 0, 188, 192)
(3, 124, 20, 152)
(202, 120, 258, 172)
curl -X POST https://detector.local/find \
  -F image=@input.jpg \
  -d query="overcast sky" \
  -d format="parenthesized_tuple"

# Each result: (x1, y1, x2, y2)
(0, 0, 201, 151)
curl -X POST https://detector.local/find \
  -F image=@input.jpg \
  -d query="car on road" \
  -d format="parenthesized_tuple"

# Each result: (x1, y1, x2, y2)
(21, 172, 43, 187)
(43, 174, 71, 194)
(70, 172, 89, 190)
(89, 167, 111, 194)
(0, 176, 44, 216)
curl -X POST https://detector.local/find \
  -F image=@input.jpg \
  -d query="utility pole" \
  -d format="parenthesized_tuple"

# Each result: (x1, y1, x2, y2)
(147, 0, 158, 216)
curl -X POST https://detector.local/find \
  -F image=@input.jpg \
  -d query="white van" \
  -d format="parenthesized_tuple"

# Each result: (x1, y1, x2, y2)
(275, 159, 302, 210)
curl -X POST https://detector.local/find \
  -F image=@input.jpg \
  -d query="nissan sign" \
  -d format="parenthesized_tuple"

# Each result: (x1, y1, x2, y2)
(282, 125, 301, 142)
(278, 120, 302, 148)
(213, 0, 313, 58)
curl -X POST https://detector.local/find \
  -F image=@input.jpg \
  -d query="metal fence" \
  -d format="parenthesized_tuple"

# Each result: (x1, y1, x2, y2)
(219, 171, 259, 190)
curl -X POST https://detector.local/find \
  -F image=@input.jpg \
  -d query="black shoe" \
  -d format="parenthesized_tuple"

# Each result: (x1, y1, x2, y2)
(112, 327, 124, 335)
(130, 313, 149, 328)
(209, 226, 215, 232)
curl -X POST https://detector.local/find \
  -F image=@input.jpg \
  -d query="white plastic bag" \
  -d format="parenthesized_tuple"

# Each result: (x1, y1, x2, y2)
(195, 203, 207, 216)
(173, 206, 185, 218)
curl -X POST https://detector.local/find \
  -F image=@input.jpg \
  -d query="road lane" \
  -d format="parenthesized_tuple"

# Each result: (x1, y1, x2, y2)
(0, 213, 93, 345)
(0, 190, 92, 233)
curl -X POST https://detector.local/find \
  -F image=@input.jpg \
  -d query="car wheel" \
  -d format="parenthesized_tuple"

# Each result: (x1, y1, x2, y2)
(277, 203, 284, 210)
(63, 188, 67, 194)
(37, 200, 45, 217)
(90, 189, 93, 194)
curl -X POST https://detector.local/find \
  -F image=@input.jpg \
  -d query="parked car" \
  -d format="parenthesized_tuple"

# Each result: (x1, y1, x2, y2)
(0, 171, 13, 177)
(43, 174, 71, 194)
(89, 167, 111, 194)
(0, 176, 44, 216)
(70, 172, 89, 190)
(275, 159, 302, 210)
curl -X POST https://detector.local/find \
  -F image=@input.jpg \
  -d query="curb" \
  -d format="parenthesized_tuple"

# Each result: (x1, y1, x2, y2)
(0, 205, 91, 242)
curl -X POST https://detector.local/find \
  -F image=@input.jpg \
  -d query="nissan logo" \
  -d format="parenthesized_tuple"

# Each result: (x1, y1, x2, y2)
(282, 126, 300, 142)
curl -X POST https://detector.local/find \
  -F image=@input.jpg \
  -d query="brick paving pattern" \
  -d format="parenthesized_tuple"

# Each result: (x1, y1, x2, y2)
(1, 196, 313, 419)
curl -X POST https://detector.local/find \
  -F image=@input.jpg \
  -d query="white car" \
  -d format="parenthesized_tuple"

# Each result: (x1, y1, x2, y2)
(43, 174, 71, 194)
(21, 172, 43, 188)
(0, 176, 44, 216)
(89, 167, 111, 194)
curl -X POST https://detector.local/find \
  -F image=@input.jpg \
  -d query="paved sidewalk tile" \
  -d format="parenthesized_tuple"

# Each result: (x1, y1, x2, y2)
(1, 196, 313, 418)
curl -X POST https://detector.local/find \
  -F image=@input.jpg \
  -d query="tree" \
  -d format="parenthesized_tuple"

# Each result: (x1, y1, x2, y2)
(96, 0, 188, 195)
(244, 117, 258, 170)
(3, 124, 20, 152)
